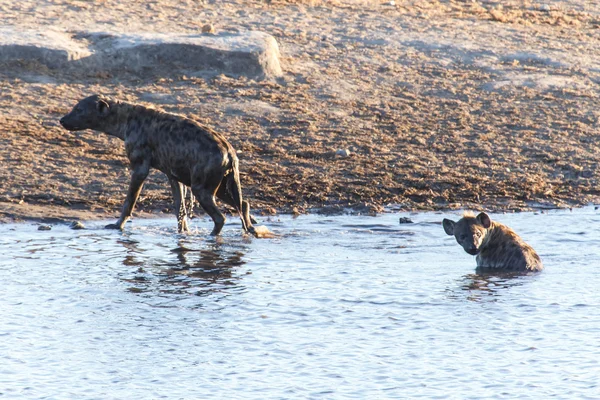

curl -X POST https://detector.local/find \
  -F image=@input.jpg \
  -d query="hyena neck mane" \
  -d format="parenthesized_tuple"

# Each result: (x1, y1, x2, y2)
(94, 98, 130, 140)
(480, 221, 513, 248)
(99, 100, 167, 141)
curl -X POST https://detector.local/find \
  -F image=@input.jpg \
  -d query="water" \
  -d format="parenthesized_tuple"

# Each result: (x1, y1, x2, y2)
(1, 208, 599, 399)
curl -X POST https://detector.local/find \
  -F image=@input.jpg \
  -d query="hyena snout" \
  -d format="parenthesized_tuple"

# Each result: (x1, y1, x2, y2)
(59, 114, 79, 131)
(464, 244, 479, 256)
(60, 112, 94, 131)
(461, 235, 483, 255)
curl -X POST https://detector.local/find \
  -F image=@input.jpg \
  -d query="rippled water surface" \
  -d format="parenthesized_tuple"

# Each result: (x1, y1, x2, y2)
(1, 208, 599, 398)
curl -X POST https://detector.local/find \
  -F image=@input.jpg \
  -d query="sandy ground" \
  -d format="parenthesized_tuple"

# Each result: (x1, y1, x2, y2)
(2, 0, 600, 223)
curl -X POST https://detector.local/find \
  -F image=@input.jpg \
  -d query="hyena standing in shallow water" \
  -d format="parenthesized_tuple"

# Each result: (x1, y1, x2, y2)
(442, 212, 543, 272)
(60, 94, 257, 237)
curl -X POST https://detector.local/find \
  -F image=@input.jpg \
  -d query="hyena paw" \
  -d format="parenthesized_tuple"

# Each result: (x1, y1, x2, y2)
(104, 223, 122, 230)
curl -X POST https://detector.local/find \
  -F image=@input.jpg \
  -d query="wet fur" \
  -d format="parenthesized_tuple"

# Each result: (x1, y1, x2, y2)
(60, 94, 256, 236)
(443, 212, 543, 272)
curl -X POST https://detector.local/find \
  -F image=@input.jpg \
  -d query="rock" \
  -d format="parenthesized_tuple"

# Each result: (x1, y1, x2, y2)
(81, 30, 283, 79)
(0, 27, 282, 79)
(399, 217, 413, 224)
(318, 205, 345, 215)
(351, 202, 383, 215)
(253, 225, 275, 238)
(262, 206, 277, 215)
(38, 225, 52, 231)
(0, 27, 91, 68)
(69, 221, 85, 230)
(335, 149, 352, 158)
(201, 24, 215, 34)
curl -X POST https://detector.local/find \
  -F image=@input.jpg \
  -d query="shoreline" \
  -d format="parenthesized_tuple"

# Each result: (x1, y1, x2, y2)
(0, 197, 592, 226)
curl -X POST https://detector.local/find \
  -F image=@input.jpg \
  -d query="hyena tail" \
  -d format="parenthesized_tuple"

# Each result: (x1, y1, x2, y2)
(227, 157, 257, 237)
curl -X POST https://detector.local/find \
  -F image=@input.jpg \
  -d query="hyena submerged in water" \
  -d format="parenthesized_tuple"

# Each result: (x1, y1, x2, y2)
(442, 212, 543, 272)
(60, 94, 257, 237)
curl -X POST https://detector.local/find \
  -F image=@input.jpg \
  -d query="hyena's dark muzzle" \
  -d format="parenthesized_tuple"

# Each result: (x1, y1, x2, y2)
(465, 247, 479, 256)
(59, 115, 81, 131)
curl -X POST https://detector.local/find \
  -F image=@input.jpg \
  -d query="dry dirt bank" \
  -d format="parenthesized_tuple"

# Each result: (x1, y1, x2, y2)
(2, 0, 600, 223)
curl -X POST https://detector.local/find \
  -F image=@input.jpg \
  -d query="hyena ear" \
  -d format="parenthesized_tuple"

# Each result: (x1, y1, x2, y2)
(442, 219, 456, 236)
(97, 99, 110, 116)
(476, 212, 491, 228)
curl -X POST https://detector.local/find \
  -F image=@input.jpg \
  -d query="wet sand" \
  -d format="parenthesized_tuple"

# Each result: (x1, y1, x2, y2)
(2, 0, 600, 223)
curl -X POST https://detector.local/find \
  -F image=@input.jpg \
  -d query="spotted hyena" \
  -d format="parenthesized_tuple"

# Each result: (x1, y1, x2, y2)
(60, 94, 257, 237)
(442, 212, 543, 272)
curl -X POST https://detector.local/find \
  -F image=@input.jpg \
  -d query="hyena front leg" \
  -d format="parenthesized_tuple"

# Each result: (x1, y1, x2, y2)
(106, 160, 150, 230)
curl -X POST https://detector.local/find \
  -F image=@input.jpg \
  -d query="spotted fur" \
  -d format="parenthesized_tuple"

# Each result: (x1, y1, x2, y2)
(443, 212, 543, 272)
(60, 94, 256, 237)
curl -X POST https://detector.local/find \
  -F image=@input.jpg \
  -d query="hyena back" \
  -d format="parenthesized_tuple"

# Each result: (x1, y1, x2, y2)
(442, 212, 543, 272)
(60, 94, 256, 237)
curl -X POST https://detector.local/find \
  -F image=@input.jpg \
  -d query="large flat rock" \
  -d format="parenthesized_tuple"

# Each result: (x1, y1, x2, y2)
(0, 27, 91, 68)
(0, 27, 282, 79)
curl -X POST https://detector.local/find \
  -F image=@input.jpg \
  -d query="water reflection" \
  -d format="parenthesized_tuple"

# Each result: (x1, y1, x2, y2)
(117, 236, 248, 300)
(452, 271, 533, 302)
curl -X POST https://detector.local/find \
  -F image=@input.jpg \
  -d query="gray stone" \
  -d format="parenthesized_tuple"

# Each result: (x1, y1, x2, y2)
(0, 27, 282, 79)
(80, 31, 282, 78)
(38, 225, 52, 231)
(201, 24, 216, 34)
(69, 221, 85, 230)
(0, 27, 91, 68)
(335, 149, 352, 158)
(539, 4, 551, 12)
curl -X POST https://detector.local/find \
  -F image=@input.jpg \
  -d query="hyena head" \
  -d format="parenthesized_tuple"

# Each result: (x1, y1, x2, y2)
(60, 94, 112, 131)
(442, 212, 492, 256)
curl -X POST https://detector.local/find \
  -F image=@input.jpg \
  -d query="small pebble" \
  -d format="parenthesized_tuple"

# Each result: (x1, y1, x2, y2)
(201, 24, 215, 34)
(336, 149, 352, 158)
(70, 221, 85, 230)
(399, 217, 413, 224)
(38, 225, 51, 231)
